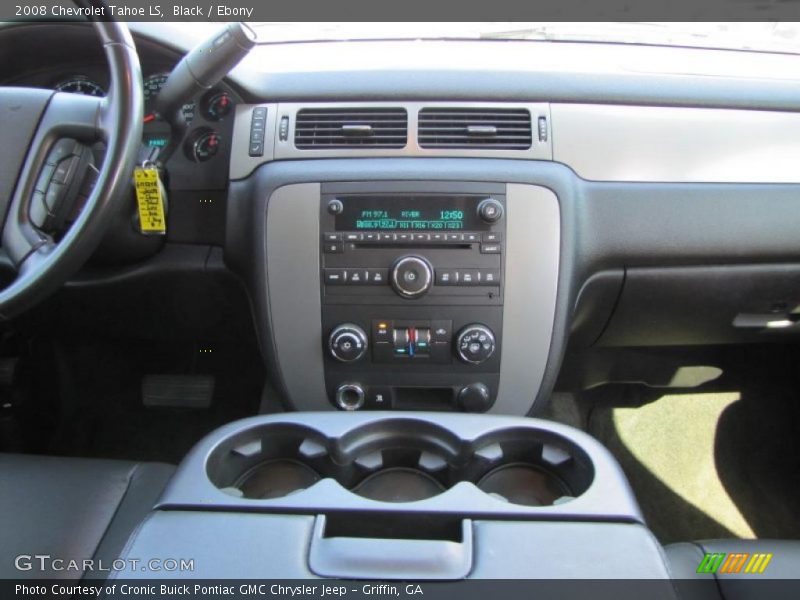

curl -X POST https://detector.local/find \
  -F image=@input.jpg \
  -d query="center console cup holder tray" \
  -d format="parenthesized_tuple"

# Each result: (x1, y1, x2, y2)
(159, 412, 643, 522)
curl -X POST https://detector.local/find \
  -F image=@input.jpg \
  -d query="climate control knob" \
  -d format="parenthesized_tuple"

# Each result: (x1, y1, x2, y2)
(390, 255, 433, 299)
(456, 324, 496, 364)
(328, 324, 368, 362)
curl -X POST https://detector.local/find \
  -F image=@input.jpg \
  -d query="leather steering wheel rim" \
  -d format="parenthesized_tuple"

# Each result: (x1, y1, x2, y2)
(0, 19, 143, 320)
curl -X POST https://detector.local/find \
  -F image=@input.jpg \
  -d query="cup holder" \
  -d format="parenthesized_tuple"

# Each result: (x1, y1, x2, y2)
(234, 460, 322, 500)
(205, 420, 594, 508)
(352, 468, 446, 503)
(477, 464, 570, 506)
(206, 423, 333, 500)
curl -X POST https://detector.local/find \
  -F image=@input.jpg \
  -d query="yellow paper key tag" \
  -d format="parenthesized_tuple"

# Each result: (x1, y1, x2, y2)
(134, 165, 167, 235)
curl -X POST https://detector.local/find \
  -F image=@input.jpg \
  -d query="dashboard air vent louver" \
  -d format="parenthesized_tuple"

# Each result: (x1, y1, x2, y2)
(294, 108, 408, 149)
(418, 107, 532, 149)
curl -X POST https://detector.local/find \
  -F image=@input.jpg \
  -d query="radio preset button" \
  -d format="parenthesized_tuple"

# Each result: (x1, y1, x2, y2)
(344, 232, 363, 242)
(323, 269, 347, 285)
(397, 233, 413, 242)
(348, 270, 366, 284)
(460, 269, 481, 285)
(431, 233, 446, 242)
(322, 232, 341, 242)
(464, 232, 480, 242)
(446, 233, 463, 242)
(380, 233, 395, 242)
(413, 233, 430, 242)
(480, 269, 501, 285)
(323, 242, 343, 254)
(364, 233, 380, 242)
(436, 269, 457, 285)
(366, 269, 388, 284)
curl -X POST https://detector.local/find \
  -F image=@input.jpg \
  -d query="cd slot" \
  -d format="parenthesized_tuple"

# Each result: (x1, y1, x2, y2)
(352, 242, 474, 250)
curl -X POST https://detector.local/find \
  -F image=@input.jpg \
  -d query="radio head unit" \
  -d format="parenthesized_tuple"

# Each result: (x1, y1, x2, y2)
(319, 182, 507, 413)
(334, 195, 500, 232)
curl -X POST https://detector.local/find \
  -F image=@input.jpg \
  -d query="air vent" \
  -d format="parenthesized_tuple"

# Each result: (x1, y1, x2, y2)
(418, 108, 532, 149)
(294, 108, 408, 149)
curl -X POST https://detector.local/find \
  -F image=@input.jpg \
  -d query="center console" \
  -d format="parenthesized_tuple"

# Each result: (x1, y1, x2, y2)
(255, 177, 560, 415)
(320, 182, 505, 412)
(111, 412, 673, 583)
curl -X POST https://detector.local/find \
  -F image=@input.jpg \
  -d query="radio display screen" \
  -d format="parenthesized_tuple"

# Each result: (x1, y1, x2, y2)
(335, 196, 487, 231)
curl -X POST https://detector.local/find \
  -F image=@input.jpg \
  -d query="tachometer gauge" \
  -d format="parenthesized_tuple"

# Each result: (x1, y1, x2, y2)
(54, 76, 105, 97)
(142, 72, 195, 123)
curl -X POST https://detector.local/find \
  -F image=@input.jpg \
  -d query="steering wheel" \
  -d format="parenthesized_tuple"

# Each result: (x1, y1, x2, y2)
(0, 19, 142, 320)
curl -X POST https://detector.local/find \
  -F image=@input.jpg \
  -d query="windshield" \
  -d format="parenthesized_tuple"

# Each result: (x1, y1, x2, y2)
(246, 22, 800, 54)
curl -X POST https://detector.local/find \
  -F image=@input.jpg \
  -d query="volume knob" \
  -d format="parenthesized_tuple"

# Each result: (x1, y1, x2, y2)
(390, 255, 433, 299)
(328, 324, 368, 362)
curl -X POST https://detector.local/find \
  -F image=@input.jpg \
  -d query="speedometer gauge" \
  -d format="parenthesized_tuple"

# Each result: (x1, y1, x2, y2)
(143, 73, 195, 123)
(54, 77, 105, 97)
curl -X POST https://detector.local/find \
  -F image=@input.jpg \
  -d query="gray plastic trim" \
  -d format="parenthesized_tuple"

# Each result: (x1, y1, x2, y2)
(552, 103, 800, 183)
(308, 515, 473, 580)
(225, 159, 579, 416)
(266, 184, 328, 411)
(492, 185, 559, 414)
(230, 102, 278, 180)
(157, 412, 644, 524)
(230, 102, 551, 180)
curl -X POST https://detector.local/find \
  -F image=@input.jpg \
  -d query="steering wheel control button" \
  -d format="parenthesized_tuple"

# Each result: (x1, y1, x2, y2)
(456, 324, 496, 365)
(335, 384, 365, 411)
(34, 164, 55, 193)
(391, 255, 433, 298)
(477, 197, 504, 223)
(328, 324, 368, 362)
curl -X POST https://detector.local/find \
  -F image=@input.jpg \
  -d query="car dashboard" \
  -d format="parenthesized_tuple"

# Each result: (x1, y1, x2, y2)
(1, 20, 800, 589)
